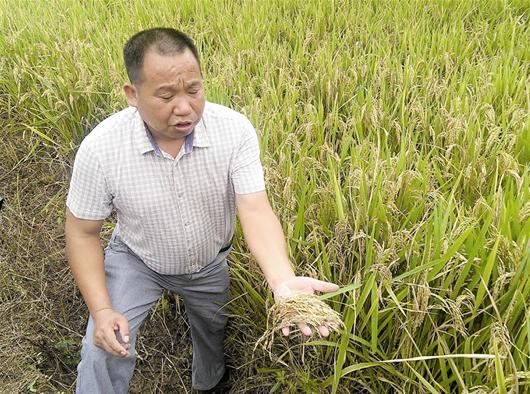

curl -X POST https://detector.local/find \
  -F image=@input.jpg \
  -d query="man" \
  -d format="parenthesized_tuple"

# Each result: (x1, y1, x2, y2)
(65, 28, 339, 394)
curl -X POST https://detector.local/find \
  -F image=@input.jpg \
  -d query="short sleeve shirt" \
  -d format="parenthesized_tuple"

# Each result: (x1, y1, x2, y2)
(66, 102, 266, 274)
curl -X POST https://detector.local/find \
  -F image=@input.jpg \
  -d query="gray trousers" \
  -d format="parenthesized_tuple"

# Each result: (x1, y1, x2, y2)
(76, 233, 230, 393)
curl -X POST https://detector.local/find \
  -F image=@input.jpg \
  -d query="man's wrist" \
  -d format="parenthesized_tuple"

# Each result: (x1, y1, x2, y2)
(269, 272, 296, 293)
(91, 306, 113, 315)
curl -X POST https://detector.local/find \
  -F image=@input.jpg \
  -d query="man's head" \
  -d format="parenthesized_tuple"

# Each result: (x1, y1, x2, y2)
(123, 28, 205, 144)
(124, 28, 201, 85)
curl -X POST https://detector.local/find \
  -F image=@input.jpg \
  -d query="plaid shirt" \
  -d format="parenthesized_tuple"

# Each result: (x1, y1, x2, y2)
(66, 102, 265, 274)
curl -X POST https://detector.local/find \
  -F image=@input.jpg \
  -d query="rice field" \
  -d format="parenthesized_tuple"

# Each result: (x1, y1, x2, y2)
(1, 0, 529, 392)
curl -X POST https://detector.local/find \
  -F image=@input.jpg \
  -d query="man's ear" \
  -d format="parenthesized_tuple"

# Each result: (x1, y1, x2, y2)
(123, 83, 138, 107)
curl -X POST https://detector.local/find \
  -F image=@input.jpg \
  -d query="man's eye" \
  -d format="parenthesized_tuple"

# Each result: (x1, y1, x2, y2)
(160, 95, 173, 100)
(188, 90, 199, 95)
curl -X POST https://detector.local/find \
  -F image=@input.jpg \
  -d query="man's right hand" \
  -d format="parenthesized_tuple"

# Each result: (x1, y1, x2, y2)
(92, 308, 130, 357)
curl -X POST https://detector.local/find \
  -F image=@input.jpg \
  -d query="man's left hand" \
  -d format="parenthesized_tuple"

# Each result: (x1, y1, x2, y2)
(273, 276, 339, 337)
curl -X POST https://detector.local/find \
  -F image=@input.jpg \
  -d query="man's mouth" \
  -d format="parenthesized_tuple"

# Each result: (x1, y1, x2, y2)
(172, 121, 193, 130)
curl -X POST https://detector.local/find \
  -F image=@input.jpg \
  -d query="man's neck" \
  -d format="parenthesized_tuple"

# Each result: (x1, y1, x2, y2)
(144, 123, 186, 158)
(158, 139, 185, 159)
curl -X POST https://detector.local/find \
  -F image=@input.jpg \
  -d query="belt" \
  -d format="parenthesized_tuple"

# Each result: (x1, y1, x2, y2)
(219, 238, 233, 253)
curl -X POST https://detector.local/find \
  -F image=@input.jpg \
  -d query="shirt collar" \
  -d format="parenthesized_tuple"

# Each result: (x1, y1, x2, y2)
(191, 117, 210, 149)
(132, 108, 210, 156)
(132, 109, 154, 155)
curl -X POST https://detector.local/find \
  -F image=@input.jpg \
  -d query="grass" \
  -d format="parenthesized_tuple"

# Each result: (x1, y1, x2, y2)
(1, 0, 529, 392)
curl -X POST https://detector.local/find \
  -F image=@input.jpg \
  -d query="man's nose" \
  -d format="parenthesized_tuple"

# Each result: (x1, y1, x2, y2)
(172, 96, 192, 115)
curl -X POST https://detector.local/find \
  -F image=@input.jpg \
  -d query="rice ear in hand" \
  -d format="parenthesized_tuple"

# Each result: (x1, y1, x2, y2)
(255, 293, 344, 351)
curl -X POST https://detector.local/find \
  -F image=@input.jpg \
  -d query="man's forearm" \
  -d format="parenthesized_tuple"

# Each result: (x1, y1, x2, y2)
(66, 234, 112, 315)
(239, 206, 295, 291)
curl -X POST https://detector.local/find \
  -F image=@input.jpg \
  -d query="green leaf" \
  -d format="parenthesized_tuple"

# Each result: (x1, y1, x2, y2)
(319, 283, 361, 300)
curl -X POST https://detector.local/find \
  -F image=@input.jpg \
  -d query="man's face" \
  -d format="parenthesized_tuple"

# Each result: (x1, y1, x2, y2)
(124, 48, 205, 143)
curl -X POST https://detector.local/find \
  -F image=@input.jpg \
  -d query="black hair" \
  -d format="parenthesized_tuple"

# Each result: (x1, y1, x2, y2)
(123, 28, 201, 84)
